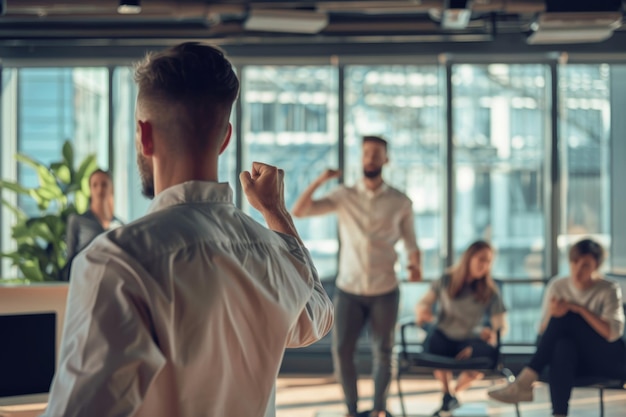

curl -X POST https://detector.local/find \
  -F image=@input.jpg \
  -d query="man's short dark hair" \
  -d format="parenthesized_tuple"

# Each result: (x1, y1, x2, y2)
(134, 42, 240, 148)
(569, 238, 605, 266)
(362, 135, 388, 150)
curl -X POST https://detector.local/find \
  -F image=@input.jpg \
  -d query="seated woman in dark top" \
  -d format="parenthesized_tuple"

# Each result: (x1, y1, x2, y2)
(63, 169, 123, 280)
(416, 240, 507, 415)
(488, 239, 625, 417)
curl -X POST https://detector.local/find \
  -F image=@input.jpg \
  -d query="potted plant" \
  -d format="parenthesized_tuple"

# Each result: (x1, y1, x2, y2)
(0, 140, 97, 282)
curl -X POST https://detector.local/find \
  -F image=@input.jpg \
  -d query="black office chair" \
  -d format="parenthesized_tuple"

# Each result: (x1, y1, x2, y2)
(396, 318, 515, 417)
(515, 303, 626, 417)
(396, 278, 514, 417)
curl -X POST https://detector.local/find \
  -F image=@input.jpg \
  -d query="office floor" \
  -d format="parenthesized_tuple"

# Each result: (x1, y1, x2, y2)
(275, 375, 626, 417)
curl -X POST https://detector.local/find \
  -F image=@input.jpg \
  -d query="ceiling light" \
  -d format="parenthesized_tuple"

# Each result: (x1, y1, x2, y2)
(441, 0, 473, 30)
(118, 0, 141, 15)
(244, 9, 328, 34)
(527, 12, 622, 44)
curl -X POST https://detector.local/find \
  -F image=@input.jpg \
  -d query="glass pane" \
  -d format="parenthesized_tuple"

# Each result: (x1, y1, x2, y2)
(452, 64, 549, 279)
(500, 282, 544, 343)
(112, 67, 146, 222)
(112, 68, 239, 223)
(18, 68, 109, 216)
(344, 66, 445, 280)
(241, 66, 338, 280)
(558, 64, 611, 272)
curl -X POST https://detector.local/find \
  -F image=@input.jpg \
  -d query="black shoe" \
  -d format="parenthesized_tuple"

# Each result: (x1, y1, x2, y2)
(440, 393, 460, 412)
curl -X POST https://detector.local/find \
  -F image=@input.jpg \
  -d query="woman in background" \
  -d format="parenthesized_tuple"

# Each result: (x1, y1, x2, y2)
(416, 240, 507, 415)
(63, 169, 122, 280)
(488, 239, 625, 417)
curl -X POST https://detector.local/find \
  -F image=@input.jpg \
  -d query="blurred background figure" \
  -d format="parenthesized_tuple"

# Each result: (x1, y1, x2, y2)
(63, 169, 122, 280)
(416, 240, 507, 415)
(489, 239, 625, 417)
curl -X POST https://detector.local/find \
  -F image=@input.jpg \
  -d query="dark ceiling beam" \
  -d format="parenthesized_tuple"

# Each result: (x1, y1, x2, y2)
(1, 32, 626, 63)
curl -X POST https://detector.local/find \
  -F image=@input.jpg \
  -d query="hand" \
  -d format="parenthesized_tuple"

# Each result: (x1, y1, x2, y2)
(455, 346, 473, 360)
(566, 302, 582, 314)
(416, 308, 433, 326)
(318, 169, 341, 183)
(408, 264, 422, 282)
(479, 327, 493, 342)
(549, 297, 570, 318)
(240, 162, 286, 214)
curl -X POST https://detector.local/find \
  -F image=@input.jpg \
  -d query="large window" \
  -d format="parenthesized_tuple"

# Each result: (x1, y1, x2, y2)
(241, 66, 339, 279)
(452, 64, 549, 279)
(17, 68, 109, 215)
(344, 66, 445, 280)
(1, 59, 623, 345)
(558, 65, 611, 273)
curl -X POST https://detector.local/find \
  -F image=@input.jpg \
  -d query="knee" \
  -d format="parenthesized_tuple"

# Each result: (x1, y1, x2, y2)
(372, 343, 393, 364)
(551, 338, 577, 366)
(333, 335, 357, 359)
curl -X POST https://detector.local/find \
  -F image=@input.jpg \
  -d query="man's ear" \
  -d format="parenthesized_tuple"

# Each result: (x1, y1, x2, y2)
(138, 120, 155, 156)
(218, 123, 233, 155)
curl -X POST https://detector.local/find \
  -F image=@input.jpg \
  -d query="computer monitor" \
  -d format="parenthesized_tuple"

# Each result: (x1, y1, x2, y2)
(0, 283, 68, 416)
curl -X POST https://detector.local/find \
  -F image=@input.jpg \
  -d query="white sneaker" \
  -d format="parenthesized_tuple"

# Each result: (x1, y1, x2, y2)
(487, 381, 534, 404)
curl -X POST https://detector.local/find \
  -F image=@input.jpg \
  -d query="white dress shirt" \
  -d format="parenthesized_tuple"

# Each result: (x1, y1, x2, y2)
(42, 181, 334, 417)
(323, 180, 418, 296)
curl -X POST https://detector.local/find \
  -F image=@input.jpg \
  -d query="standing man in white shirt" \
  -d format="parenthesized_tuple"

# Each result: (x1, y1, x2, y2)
(292, 136, 422, 417)
(42, 42, 334, 417)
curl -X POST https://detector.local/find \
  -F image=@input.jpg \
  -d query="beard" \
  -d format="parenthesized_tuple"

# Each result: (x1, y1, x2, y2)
(137, 153, 155, 199)
(363, 167, 382, 179)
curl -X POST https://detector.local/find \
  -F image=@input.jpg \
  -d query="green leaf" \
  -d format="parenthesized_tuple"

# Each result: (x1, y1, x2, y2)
(75, 155, 98, 188)
(28, 189, 49, 211)
(75, 191, 89, 213)
(25, 219, 55, 242)
(0, 179, 32, 196)
(62, 141, 74, 169)
(51, 163, 72, 185)
(1, 198, 27, 221)
(16, 154, 61, 193)
(19, 261, 45, 282)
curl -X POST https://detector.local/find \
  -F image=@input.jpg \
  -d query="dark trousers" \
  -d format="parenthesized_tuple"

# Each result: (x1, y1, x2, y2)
(425, 328, 497, 361)
(332, 287, 400, 414)
(528, 312, 626, 416)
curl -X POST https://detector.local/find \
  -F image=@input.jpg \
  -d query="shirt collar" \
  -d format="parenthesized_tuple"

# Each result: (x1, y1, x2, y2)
(356, 179, 388, 197)
(146, 181, 233, 214)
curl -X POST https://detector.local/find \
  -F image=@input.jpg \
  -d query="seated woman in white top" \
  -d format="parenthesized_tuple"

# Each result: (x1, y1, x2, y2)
(489, 239, 626, 417)
(416, 240, 507, 415)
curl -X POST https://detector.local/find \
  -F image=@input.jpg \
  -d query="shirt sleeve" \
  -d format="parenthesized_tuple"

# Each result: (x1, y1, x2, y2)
(43, 242, 166, 417)
(601, 281, 625, 342)
(488, 288, 507, 316)
(273, 233, 334, 348)
(304, 186, 343, 217)
(399, 199, 419, 254)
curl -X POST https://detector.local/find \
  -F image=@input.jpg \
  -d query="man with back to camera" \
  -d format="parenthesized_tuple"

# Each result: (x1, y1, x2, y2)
(41, 42, 334, 417)
(292, 136, 422, 417)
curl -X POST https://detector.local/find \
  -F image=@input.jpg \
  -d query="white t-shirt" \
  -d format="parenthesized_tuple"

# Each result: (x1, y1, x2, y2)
(541, 276, 625, 342)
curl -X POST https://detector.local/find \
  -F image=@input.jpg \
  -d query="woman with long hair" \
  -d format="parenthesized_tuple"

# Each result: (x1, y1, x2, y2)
(416, 240, 507, 414)
(63, 169, 123, 280)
